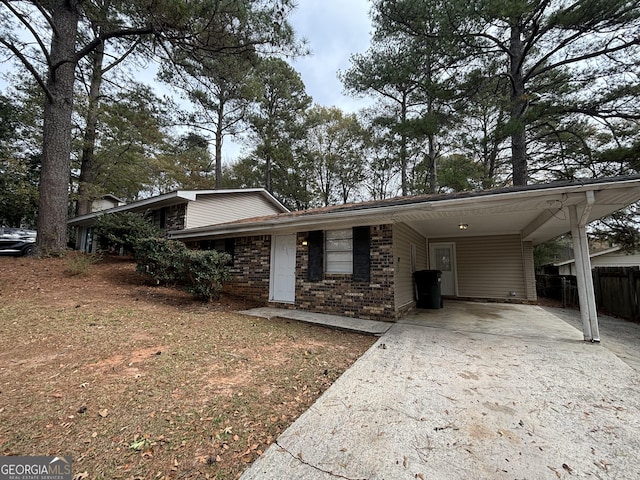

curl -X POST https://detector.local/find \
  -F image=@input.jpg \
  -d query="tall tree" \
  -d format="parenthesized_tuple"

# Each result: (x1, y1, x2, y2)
(159, 46, 257, 190)
(86, 83, 172, 200)
(152, 132, 216, 192)
(301, 106, 368, 206)
(244, 57, 311, 194)
(343, 7, 461, 195)
(0, 0, 300, 252)
(342, 38, 428, 195)
(376, 0, 640, 185)
(74, 7, 143, 216)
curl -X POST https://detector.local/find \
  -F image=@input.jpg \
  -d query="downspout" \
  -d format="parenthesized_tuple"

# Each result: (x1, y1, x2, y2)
(569, 190, 600, 342)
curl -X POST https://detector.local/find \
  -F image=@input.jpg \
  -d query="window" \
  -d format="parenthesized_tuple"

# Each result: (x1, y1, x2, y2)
(201, 238, 235, 265)
(307, 227, 370, 282)
(159, 207, 168, 229)
(325, 229, 353, 274)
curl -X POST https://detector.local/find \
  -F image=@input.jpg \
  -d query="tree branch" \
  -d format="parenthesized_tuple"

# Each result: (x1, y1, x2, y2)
(0, 37, 52, 101)
(1, 0, 52, 66)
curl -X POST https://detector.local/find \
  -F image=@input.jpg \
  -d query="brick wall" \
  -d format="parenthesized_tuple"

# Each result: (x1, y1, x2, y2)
(224, 235, 271, 303)
(165, 204, 186, 232)
(225, 224, 398, 322)
(150, 204, 186, 234)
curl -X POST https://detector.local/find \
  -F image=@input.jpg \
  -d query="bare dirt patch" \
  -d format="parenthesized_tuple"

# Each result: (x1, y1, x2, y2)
(0, 255, 376, 479)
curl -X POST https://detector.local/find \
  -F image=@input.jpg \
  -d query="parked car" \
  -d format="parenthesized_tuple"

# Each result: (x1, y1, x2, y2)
(0, 228, 37, 256)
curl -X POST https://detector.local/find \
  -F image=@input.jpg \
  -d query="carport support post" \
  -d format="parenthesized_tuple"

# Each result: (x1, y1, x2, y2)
(569, 205, 600, 342)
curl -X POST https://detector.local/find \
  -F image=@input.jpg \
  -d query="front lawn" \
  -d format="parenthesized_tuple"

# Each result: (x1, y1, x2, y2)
(0, 255, 375, 479)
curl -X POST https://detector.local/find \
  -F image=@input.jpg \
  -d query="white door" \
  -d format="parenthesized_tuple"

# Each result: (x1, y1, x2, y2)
(430, 243, 457, 296)
(271, 234, 297, 303)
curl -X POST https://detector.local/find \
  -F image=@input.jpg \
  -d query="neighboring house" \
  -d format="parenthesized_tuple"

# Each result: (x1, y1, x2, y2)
(90, 194, 126, 212)
(168, 176, 640, 330)
(554, 247, 640, 275)
(67, 189, 288, 253)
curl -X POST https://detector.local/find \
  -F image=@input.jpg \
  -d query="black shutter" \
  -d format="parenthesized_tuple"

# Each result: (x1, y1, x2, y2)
(353, 226, 370, 282)
(308, 230, 323, 281)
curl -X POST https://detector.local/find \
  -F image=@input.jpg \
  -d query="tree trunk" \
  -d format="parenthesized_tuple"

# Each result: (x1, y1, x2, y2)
(509, 22, 528, 186)
(76, 45, 105, 216)
(214, 102, 224, 188)
(37, 1, 80, 252)
(428, 133, 437, 193)
(400, 93, 408, 196)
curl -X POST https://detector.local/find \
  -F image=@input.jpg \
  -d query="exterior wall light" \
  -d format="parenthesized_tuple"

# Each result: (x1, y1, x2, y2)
(458, 223, 469, 230)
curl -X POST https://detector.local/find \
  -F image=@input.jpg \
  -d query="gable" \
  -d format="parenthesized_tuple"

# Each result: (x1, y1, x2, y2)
(185, 192, 287, 229)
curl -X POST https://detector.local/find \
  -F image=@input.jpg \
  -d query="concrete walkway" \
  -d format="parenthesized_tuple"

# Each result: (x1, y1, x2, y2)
(541, 305, 640, 373)
(240, 302, 640, 479)
(239, 307, 391, 335)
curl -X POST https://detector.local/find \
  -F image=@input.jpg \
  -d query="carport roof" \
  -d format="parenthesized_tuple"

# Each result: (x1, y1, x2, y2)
(169, 176, 640, 245)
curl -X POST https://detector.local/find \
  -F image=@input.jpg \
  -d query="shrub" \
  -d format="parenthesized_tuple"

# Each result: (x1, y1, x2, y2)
(134, 237, 231, 301)
(94, 212, 163, 254)
(134, 237, 187, 285)
(181, 249, 231, 301)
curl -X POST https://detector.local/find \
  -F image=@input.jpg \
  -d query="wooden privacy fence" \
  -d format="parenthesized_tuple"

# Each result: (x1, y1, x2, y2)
(593, 267, 640, 322)
(537, 267, 640, 322)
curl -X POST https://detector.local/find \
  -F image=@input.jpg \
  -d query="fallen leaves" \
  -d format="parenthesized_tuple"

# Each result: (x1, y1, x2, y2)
(0, 256, 374, 480)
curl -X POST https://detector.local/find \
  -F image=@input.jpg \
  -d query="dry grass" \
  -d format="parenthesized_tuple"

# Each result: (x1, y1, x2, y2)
(0, 255, 376, 479)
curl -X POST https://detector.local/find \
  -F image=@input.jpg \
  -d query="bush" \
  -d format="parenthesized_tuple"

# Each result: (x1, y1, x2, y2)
(94, 212, 163, 254)
(181, 249, 231, 301)
(65, 252, 102, 276)
(135, 237, 231, 301)
(134, 237, 187, 285)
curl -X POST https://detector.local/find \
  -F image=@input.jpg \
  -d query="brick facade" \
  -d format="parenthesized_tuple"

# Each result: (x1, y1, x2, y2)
(224, 235, 272, 303)
(224, 224, 398, 322)
(151, 204, 186, 233)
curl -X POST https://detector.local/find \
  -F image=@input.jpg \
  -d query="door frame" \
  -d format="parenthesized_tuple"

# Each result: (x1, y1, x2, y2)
(429, 242, 458, 297)
(269, 233, 297, 303)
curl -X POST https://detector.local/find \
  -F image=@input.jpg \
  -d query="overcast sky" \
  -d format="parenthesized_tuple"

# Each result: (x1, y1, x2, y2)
(0, 1, 376, 162)
(288, 0, 373, 112)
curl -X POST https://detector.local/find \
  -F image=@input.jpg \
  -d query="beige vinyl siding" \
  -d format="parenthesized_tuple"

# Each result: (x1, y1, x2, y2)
(592, 253, 640, 268)
(431, 234, 528, 300)
(185, 193, 283, 229)
(393, 223, 427, 309)
(559, 253, 640, 275)
(522, 241, 536, 300)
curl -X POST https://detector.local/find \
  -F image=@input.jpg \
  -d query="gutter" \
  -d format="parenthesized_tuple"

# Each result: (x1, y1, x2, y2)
(169, 179, 637, 240)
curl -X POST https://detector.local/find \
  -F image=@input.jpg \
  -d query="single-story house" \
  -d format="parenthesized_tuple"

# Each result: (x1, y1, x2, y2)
(169, 176, 640, 342)
(68, 189, 288, 252)
(554, 246, 640, 276)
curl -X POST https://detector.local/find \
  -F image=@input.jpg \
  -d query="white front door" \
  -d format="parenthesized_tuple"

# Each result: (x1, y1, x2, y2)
(430, 243, 457, 296)
(271, 234, 297, 303)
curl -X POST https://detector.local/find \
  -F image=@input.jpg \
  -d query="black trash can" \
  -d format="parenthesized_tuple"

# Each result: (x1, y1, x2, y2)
(413, 270, 443, 309)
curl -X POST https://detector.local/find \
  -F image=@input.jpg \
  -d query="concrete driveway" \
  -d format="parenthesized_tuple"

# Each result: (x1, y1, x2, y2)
(240, 302, 640, 479)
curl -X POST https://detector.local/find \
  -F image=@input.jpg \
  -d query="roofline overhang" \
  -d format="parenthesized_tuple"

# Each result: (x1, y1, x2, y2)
(553, 246, 624, 267)
(68, 188, 288, 226)
(169, 177, 640, 241)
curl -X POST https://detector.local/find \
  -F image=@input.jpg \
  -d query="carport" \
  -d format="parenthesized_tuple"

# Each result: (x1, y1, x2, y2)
(387, 176, 640, 342)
